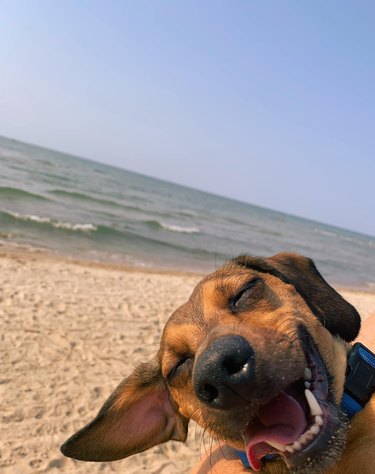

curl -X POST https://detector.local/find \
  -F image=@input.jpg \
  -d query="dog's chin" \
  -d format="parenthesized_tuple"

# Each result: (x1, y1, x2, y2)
(234, 332, 349, 472)
(282, 414, 348, 474)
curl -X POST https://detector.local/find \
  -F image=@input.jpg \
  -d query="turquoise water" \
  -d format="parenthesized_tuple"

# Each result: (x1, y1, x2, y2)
(0, 135, 374, 289)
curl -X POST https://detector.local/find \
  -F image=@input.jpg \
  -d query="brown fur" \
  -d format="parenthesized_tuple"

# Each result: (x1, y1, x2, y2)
(61, 253, 375, 473)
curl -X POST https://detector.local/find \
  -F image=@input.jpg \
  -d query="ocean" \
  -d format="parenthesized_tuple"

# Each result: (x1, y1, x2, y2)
(0, 135, 374, 290)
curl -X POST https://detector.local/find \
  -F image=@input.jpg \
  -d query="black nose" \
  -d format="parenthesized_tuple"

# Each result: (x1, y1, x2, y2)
(193, 335, 255, 409)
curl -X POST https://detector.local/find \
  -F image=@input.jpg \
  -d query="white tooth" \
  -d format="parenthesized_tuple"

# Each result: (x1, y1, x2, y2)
(267, 441, 287, 452)
(286, 445, 295, 453)
(315, 415, 324, 426)
(304, 381, 311, 389)
(304, 367, 312, 381)
(305, 389, 323, 416)
(310, 424, 320, 435)
(293, 441, 302, 451)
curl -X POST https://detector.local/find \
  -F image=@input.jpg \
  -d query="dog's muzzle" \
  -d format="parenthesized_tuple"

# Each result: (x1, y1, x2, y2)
(191, 330, 346, 472)
(193, 335, 255, 409)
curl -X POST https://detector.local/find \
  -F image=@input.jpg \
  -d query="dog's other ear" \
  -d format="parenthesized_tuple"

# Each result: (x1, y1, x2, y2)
(60, 357, 189, 462)
(267, 252, 361, 342)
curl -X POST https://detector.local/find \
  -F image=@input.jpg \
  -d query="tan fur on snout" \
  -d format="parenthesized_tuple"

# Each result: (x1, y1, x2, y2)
(61, 253, 375, 473)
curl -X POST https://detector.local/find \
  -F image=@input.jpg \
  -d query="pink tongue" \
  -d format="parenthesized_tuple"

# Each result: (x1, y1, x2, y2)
(244, 392, 307, 471)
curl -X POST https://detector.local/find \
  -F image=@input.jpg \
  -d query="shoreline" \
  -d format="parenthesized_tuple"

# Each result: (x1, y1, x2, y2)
(1, 241, 374, 295)
(0, 241, 206, 279)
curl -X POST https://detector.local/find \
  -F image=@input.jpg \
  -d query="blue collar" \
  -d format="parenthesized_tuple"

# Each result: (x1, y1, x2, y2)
(236, 342, 375, 470)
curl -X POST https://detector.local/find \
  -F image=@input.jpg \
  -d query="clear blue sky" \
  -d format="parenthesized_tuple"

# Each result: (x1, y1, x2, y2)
(1, 1, 374, 236)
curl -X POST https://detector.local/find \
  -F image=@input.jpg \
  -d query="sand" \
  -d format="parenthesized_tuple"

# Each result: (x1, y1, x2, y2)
(1, 248, 374, 474)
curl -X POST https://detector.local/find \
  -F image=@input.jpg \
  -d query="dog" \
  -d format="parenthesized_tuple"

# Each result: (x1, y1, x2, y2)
(61, 253, 375, 473)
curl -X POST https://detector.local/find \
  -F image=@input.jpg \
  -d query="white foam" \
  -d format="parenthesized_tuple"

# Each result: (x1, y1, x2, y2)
(160, 222, 200, 234)
(4, 210, 97, 232)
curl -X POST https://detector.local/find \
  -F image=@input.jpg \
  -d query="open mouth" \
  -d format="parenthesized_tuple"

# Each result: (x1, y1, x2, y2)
(242, 333, 342, 471)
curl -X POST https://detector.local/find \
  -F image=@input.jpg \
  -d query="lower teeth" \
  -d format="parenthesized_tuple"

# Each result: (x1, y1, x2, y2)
(269, 414, 323, 454)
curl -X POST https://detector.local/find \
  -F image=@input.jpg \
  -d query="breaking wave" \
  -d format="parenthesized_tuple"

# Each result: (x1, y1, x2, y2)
(2, 210, 97, 232)
(144, 220, 200, 234)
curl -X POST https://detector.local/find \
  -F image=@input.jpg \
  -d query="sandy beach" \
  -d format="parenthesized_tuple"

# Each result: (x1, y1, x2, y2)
(1, 248, 374, 474)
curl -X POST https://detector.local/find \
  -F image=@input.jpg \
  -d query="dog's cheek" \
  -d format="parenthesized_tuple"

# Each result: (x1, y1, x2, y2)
(169, 386, 202, 424)
(309, 326, 348, 405)
(325, 336, 348, 404)
(277, 291, 348, 407)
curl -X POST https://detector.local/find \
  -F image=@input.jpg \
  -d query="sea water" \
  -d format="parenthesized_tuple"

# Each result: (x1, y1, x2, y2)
(0, 136, 374, 289)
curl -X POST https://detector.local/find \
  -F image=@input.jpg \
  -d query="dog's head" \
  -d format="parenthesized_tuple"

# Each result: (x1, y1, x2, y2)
(61, 253, 360, 473)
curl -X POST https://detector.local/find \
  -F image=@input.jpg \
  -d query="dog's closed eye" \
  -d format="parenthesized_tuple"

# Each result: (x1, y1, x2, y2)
(229, 277, 263, 312)
(167, 356, 193, 385)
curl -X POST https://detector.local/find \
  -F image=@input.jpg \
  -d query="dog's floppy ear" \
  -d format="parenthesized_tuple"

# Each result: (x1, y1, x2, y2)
(266, 252, 361, 342)
(60, 357, 189, 462)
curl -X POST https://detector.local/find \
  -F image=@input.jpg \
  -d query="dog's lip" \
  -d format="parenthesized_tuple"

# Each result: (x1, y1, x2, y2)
(242, 332, 341, 471)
